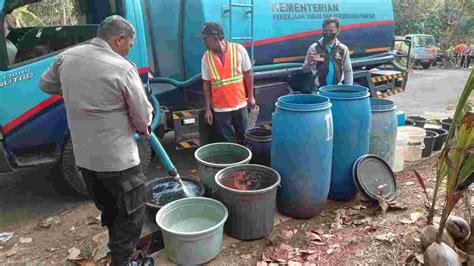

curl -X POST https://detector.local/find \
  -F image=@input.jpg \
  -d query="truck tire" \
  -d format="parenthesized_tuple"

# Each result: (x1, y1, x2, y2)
(422, 63, 431, 69)
(60, 136, 152, 197)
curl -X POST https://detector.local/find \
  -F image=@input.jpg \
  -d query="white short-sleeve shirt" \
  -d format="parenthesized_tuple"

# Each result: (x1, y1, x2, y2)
(201, 42, 252, 81)
(201, 42, 252, 112)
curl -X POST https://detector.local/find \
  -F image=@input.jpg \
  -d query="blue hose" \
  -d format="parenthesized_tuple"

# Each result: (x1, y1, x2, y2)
(150, 94, 160, 131)
(134, 132, 177, 176)
(134, 92, 178, 176)
(147, 63, 306, 88)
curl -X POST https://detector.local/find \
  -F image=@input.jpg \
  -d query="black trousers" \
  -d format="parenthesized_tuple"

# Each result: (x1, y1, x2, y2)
(80, 166, 146, 266)
(465, 55, 471, 68)
(213, 107, 249, 144)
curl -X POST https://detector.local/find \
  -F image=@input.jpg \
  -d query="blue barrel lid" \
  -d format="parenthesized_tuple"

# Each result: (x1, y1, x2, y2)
(276, 94, 331, 112)
(370, 98, 397, 112)
(319, 85, 370, 100)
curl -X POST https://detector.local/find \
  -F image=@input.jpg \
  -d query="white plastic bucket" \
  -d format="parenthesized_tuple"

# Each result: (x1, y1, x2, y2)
(398, 126, 426, 145)
(406, 143, 425, 162)
(393, 132, 408, 172)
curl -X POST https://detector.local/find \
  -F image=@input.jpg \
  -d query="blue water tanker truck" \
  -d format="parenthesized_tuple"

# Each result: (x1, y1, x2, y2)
(0, 0, 410, 195)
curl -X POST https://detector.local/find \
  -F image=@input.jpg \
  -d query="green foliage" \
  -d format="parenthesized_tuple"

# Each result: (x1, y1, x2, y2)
(12, 6, 45, 27)
(393, 0, 473, 49)
(428, 71, 473, 225)
(394, 0, 444, 39)
(424, 70, 474, 243)
(8, 0, 79, 28)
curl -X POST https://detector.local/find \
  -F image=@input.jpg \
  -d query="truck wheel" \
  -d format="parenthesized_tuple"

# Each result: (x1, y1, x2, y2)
(60, 137, 152, 197)
(422, 63, 431, 69)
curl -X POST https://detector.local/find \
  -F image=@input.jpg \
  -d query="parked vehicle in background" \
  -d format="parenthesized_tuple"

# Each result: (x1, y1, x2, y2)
(433, 50, 457, 69)
(402, 34, 437, 69)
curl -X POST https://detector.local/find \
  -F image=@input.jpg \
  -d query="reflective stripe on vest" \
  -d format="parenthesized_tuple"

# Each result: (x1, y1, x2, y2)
(204, 42, 246, 109)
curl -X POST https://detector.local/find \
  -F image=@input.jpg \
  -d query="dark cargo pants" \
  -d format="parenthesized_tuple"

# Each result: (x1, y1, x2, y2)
(80, 166, 146, 266)
(214, 107, 248, 144)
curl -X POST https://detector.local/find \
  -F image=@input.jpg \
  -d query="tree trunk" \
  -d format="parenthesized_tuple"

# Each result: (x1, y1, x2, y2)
(61, 0, 67, 25)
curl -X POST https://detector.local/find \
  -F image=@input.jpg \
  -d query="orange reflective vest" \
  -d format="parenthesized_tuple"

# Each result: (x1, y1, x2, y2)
(204, 42, 247, 110)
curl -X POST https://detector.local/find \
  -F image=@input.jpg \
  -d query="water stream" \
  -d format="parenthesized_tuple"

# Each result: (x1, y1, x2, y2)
(150, 178, 200, 206)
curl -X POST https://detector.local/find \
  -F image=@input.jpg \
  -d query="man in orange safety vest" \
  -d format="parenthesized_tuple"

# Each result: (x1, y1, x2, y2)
(200, 22, 255, 144)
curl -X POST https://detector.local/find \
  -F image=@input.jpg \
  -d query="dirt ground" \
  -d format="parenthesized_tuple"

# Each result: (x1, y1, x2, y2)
(0, 202, 103, 265)
(210, 155, 447, 265)
(1, 153, 464, 265)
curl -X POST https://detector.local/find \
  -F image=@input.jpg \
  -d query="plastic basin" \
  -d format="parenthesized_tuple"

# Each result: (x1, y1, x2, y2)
(441, 118, 452, 131)
(398, 126, 426, 145)
(422, 130, 438, 157)
(406, 144, 425, 162)
(194, 143, 252, 197)
(405, 119, 416, 126)
(424, 128, 448, 151)
(214, 164, 280, 240)
(393, 133, 408, 172)
(156, 197, 228, 264)
(145, 177, 205, 222)
(407, 116, 426, 128)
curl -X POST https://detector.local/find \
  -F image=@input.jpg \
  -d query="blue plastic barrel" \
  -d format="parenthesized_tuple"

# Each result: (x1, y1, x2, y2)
(369, 99, 398, 168)
(272, 94, 333, 218)
(319, 85, 371, 201)
(244, 127, 272, 167)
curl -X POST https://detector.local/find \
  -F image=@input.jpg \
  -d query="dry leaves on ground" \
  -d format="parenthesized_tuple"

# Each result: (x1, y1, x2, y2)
(374, 233, 397, 243)
(240, 254, 252, 260)
(46, 216, 61, 225)
(262, 243, 294, 263)
(72, 258, 96, 266)
(19, 237, 32, 244)
(352, 217, 373, 226)
(67, 247, 81, 260)
(388, 201, 408, 211)
(84, 216, 100, 225)
(36, 221, 52, 229)
(281, 224, 298, 240)
(400, 212, 423, 224)
(305, 231, 322, 242)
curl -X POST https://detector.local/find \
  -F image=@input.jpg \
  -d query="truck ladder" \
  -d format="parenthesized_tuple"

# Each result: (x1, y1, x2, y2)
(228, 0, 255, 68)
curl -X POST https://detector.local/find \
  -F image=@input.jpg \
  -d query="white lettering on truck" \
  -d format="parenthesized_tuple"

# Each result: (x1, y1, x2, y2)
(0, 69, 34, 88)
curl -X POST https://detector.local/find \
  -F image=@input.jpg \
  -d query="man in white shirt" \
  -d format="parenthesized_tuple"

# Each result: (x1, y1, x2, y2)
(200, 22, 255, 144)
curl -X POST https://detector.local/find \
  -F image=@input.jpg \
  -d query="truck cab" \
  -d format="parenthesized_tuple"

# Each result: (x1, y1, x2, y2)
(402, 34, 437, 69)
(0, 0, 152, 195)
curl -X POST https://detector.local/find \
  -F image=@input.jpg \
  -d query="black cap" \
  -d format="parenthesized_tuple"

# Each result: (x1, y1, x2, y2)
(198, 22, 224, 39)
